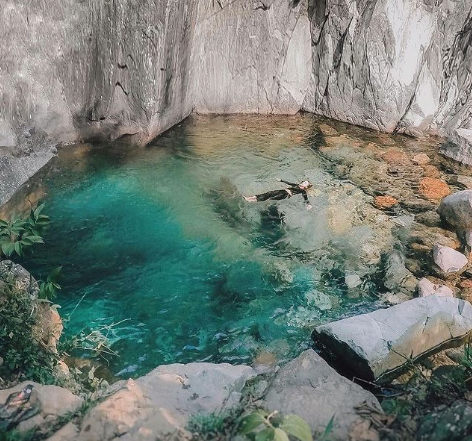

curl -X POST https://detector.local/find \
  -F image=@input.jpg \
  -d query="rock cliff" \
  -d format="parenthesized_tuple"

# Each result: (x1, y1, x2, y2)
(1, 0, 471, 205)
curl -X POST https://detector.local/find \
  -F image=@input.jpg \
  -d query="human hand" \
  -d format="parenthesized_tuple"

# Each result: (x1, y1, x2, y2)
(306, 204, 313, 210)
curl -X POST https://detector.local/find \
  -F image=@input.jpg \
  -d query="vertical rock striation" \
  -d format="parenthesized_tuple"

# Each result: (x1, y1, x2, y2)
(1, 0, 472, 205)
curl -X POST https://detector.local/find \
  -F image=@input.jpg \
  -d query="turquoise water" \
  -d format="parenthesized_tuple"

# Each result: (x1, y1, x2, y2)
(26, 115, 391, 377)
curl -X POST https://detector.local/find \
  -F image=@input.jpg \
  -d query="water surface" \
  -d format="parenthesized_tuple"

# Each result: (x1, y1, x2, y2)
(23, 114, 456, 377)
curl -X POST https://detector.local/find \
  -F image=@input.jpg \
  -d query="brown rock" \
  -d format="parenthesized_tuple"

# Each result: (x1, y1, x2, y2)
(381, 148, 410, 165)
(422, 164, 441, 179)
(419, 178, 451, 200)
(412, 153, 431, 165)
(373, 195, 398, 209)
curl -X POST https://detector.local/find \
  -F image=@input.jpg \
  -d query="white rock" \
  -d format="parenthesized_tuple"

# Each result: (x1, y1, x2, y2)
(77, 362, 256, 441)
(433, 244, 468, 274)
(417, 277, 454, 298)
(345, 274, 362, 289)
(313, 296, 472, 382)
(264, 350, 381, 440)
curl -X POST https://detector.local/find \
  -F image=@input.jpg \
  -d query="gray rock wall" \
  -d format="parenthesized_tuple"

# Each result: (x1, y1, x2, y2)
(304, 0, 472, 145)
(0, 0, 197, 205)
(1, 0, 472, 205)
(192, 0, 311, 114)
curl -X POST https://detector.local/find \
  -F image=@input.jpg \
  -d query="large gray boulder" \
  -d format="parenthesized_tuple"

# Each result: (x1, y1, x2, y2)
(77, 362, 255, 441)
(438, 190, 472, 229)
(313, 296, 472, 382)
(438, 190, 472, 250)
(264, 350, 381, 441)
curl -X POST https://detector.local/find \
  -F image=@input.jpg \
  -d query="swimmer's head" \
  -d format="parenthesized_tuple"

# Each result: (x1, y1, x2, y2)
(299, 180, 312, 189)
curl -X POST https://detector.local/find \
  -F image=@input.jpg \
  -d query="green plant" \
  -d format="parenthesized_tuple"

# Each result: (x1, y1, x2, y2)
(237, 409, 313, 441)
(0, 204, 50, 258)
(39, 266, 62, 300)
(0, 276, 57, 383)
(187, 410, 235, 440)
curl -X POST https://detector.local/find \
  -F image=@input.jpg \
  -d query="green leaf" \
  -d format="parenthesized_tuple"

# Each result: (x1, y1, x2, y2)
(27, 235, 44, 244)
(1, 242, 15, 257)
(14, 241, 22, 256)
(320, 415, 335, 440)
(273, 428, 289, 441)
(280, 415, 312, 441)
(256, 428, 275, 441)
(238, 413, 267, 435)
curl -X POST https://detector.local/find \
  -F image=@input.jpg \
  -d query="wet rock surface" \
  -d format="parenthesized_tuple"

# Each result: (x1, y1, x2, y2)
(313, 296, 472, 382)
(263, 349, 381, 441)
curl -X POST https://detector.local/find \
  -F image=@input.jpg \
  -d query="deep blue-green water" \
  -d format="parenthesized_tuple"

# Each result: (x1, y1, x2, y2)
(26, 115, 388, 377)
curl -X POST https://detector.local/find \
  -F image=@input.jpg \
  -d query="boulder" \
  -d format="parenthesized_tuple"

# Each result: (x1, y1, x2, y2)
(313, 296, 472, 382)
(77, 362, 256, 441)
(438, 190, 472, 250)
(417, 278, 454, 298)
(263, 350, 381, 441)
(0, 260, 38, 296)
(0, 382, 83, 433)
(432, 244, 468, 275)
(439, 190, 472, 229)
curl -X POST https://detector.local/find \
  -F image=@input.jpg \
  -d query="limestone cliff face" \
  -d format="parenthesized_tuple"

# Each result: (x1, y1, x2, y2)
(303, 0, 472, 162)
(192, 0, 311, 114)
(0, 0, 197, 205)
(1, 0, 471, 205)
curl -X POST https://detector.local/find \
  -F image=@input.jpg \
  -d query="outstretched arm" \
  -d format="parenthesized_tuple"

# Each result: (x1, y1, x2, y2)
(277, 178, 297, 186)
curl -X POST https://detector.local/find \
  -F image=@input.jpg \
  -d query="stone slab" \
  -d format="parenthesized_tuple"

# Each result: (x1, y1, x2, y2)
(313, 296, 472, 382)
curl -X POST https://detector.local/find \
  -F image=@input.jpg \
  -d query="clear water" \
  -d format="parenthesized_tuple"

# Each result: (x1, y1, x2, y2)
(23, 114, 436, 377)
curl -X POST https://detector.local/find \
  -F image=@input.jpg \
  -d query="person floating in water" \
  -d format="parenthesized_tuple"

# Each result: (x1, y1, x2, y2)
(244, 178, 313, 210)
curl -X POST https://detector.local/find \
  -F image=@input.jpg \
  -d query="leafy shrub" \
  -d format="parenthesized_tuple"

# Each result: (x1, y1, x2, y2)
(39, 266, 62, 300)
(0, 276, 57, 383)
(187, 410, 235, 440)
(237, 409, 314, 441)
(0, 204, 50, 258)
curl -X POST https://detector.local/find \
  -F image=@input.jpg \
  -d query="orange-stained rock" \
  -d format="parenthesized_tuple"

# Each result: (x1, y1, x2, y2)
(422, 164, 441, 179)
(374, 195, 398, 209)
(381, 148, 410, 165)
(459, 279, 472, 289)
(419, 178, 451, 200)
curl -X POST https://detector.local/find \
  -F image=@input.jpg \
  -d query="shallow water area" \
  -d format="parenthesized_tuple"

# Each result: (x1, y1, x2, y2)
(16, 114, 471, 378)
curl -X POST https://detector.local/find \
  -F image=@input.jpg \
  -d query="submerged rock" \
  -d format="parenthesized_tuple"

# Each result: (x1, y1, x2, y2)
(313, 296, 472, 382)
(439, 190, 472, 251)
(432, 244, 468, 275)
(263, 350, 381, 441)
(419, 178, 450, 201)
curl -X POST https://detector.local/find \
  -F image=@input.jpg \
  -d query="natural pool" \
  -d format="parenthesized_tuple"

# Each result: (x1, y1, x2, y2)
(20, 114, 462, 377)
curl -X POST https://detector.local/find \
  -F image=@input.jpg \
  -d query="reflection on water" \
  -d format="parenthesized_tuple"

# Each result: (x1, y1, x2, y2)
(19, 114, 467, 377)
